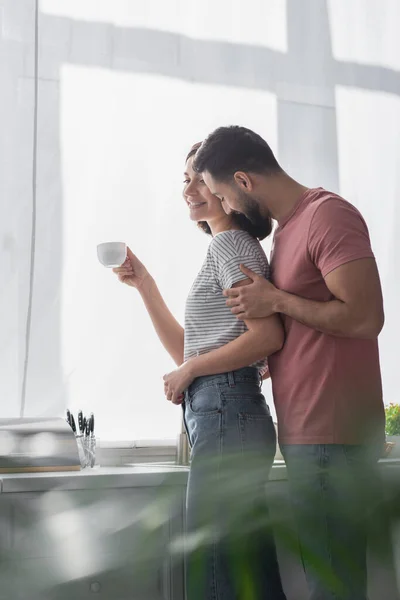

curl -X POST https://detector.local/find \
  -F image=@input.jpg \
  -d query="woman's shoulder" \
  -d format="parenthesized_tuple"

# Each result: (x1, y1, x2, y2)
(209, 229, 266, 257)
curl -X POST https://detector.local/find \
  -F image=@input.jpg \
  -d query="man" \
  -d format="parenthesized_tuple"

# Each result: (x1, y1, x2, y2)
(194, 126, 385, 600)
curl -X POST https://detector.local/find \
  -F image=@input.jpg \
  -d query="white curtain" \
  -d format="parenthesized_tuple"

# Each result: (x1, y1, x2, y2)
(1, 0, 399, 440)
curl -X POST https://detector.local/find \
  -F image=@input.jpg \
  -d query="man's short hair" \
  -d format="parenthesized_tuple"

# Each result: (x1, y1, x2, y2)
(193, 125, 282, 181)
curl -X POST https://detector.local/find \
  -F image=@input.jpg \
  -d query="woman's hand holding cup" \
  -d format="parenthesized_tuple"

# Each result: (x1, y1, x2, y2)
(113, 247, 151, 290)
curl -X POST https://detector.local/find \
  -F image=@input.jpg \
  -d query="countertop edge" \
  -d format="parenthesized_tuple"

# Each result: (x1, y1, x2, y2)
(0, 459, 398, 494)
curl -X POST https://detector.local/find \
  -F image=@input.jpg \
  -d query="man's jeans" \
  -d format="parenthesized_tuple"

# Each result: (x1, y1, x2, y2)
(281, 443, 383, 600)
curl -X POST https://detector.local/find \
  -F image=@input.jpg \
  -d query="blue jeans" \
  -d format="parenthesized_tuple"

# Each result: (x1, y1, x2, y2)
(281, 444, 383, 600)
(182, 367, 287, 600)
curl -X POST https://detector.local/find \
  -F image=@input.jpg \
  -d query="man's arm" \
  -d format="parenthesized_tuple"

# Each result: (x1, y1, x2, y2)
(273, 257, 384, 339)
(225, 198, 384, 340)
(225, 258, 384, 340)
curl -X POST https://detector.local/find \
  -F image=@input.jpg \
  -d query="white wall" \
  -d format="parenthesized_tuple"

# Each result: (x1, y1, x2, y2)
(1, 0, 399, 439)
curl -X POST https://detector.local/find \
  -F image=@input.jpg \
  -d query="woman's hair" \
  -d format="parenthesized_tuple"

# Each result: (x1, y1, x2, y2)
(185, 143, 272, 241)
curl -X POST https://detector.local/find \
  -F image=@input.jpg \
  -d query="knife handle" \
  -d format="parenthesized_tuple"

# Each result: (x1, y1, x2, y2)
(90, 413, 95, 435)
(70, 413, 77, 434)
(66, 409, 71, 426)
(78, 410, 83, 433)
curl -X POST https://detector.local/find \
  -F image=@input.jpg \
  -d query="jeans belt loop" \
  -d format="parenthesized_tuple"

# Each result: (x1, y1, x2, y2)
(228, 371, 235, 387)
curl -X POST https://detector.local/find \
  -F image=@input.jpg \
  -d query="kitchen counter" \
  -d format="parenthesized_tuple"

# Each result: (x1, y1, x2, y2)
(0, 458, 398, 494)
(0, 464, 189, 494)
(0, 460, 399, 600)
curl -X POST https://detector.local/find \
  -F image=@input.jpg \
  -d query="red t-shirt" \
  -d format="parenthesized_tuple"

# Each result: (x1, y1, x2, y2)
(268, 188, 385, 445)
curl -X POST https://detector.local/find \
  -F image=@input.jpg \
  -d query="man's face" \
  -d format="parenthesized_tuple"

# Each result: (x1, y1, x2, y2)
(202, 171, 267, 227)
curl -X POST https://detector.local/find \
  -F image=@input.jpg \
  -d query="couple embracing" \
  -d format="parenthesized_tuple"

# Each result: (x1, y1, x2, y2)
(114, 126, 385, 600)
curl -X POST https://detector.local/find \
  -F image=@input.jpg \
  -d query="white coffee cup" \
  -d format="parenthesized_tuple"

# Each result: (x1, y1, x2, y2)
(97, 242, 127, 268)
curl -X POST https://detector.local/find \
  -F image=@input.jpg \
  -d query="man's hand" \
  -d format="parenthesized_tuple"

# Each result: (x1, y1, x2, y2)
(163, 361, 196, 404)
(223, 265, 281, 319)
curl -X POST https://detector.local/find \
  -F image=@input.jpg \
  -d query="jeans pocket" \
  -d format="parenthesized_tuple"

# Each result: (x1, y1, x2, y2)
(238, 413, 276, 456)
(188, 385, 222, 416)
(185, 391, 222, 458)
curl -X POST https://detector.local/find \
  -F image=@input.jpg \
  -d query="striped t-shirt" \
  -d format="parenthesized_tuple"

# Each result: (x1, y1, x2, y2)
(184, 230, 270, 370)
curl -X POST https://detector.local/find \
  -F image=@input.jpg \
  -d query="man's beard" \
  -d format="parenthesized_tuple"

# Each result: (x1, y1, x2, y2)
(233, 188, 267, 227)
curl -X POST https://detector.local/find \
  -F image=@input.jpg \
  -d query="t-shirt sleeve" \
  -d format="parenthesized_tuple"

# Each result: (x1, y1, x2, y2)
(307, 198, 375, 278)
(209, 232, 270, 289)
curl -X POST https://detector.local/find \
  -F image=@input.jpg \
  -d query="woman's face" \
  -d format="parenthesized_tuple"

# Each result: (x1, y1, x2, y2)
(183, 156, 230, 225)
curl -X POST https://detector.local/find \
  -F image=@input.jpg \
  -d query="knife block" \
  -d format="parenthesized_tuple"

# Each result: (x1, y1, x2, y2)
(0, 418, 81, 473)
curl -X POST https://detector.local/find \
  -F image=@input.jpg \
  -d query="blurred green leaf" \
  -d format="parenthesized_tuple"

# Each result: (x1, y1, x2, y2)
(385, 403, 400, 435)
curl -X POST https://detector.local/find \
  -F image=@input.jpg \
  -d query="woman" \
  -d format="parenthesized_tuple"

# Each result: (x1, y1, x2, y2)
(113, 143, 286, 600)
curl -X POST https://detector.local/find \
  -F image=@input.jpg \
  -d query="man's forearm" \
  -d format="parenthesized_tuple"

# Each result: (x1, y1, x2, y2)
(189, 330, 281, 379)
(273, 290, 372, 339)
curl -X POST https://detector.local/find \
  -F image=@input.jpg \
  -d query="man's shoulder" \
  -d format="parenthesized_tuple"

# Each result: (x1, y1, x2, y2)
(303, 188, 362, 221)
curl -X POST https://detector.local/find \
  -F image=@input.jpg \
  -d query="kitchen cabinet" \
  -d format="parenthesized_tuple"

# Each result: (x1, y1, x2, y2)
(0, 468, 187, 600)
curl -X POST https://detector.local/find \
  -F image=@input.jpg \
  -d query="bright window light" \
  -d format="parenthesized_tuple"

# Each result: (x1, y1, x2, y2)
(40, 0, 288, 52)
(59, 66, 278, 440)
(335, 85, 400, 404)
(328, 0, 400, 71)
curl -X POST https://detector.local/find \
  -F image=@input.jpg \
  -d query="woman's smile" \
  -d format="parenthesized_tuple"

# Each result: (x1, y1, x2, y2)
(188, 201, 207, 210)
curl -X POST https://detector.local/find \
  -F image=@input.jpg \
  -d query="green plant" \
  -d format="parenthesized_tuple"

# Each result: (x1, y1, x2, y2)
(385, 403, 400, 436)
